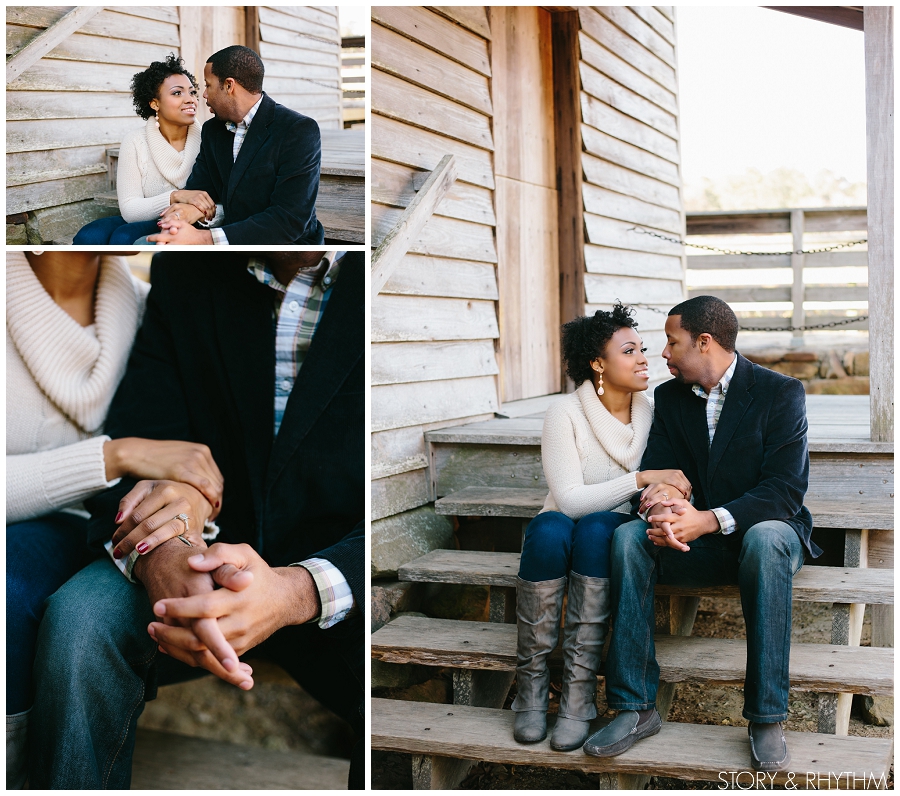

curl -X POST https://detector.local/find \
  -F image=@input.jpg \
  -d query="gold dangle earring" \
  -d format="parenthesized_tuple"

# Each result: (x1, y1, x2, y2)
(593, 362, 604, 396)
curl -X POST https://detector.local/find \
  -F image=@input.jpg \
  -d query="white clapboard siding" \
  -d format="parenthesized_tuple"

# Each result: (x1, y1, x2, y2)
(372, 340, 499, 386)
(258, 6, 342, 128)
(372, 376, 500, 433)
(576, 6, 686, 348)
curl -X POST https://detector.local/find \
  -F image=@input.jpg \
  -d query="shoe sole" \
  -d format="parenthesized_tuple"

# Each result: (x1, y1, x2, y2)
(583, 715, 662, 758)
(752, 750, 791, 772)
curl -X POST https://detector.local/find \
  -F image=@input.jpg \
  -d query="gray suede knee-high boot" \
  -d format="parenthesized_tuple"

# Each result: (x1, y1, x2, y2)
(551, 571, 611, 751)
(7, 710, 29, 789)
(510, 575, 567, 743)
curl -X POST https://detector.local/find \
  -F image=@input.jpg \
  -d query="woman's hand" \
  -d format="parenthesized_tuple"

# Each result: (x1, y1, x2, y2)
(170, 189, 216, 218)
(111, 480, 213, 560)
(104, 438, 223, 515)
(160, 203, 206, 224)
(639, 481, 689, 515)
(636, 469, 692, 498)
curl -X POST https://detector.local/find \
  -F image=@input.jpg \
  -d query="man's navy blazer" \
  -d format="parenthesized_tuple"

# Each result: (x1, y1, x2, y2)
(85, 254, 364, 610)
(636, 353, 819, 557)
(185, 93, 325, 245)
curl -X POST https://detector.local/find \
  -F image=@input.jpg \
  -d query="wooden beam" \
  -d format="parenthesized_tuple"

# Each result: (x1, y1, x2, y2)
(6, 6, 105, 83)
(790, 209, 805, 345)
(865, 7, 894, 443)
(371, 154, 458, 295)
(245, 5, 260, 54)
(551, 9, 585, 393)
(764, 6, 864, 32)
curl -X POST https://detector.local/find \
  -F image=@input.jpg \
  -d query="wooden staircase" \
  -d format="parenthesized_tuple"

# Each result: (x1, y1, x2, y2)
(371, 395, 894, 788)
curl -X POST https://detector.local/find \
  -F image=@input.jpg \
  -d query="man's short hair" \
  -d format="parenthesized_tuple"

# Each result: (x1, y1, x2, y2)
(207, 45, 264, 94)
(668, 295, 738, 352)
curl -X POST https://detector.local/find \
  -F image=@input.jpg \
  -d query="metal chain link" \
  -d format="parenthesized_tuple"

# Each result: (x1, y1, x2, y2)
(629, 226, 868, 256)
(628, 303, 868, 333)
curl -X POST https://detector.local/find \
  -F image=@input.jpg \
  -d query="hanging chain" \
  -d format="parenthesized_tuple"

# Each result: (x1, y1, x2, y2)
(629, 227, 868, 256)
(628, 303, 867, 333)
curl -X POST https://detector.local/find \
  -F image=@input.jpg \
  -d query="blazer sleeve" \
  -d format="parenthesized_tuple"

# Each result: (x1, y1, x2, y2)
(184, 130, 221, 203)
(721, 377, 810, 532)
(311, 521, 364, 613)
(83, 269, 194, 550)
(219, 115, 321, 245)
(541, 401, 640, 519)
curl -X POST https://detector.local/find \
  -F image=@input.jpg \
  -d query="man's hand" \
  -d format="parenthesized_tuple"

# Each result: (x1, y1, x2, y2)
(639, 481, 690, 514)
(647, 498, 720, 552)
(160, 203, 206, 224)
(134, 540, 253, 689)
(148, 543, 321, 667)
(148, 220, 213, 245)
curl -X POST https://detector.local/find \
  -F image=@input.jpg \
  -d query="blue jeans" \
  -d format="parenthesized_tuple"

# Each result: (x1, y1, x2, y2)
(29, 557, 364, 789)
(605, 519, 804, 722)
(6, 512, 97, 714)
(73, 216, 161, 245)
(519, 511, 632, 581)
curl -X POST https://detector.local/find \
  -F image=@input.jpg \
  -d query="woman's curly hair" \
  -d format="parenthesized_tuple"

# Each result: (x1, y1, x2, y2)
(131, 54, 197, 120)
(561, 302, 639, 385)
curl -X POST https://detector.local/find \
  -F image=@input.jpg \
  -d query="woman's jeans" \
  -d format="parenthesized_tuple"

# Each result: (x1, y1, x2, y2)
(7, 512, 96, 714)
(605, 518, 804, 723)
(73, 216, 161, 245)
(519, 511, 632, 581)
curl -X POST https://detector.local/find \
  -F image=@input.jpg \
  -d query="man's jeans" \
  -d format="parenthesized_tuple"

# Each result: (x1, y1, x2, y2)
(29, 558, 364, 789)
(605, 519, 804, 723)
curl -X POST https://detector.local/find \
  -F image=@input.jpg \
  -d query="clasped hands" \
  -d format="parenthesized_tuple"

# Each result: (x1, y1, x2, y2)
(147, 189, 216, 245)
(113, 479, 319, 690)
(638, 473, 718, 552)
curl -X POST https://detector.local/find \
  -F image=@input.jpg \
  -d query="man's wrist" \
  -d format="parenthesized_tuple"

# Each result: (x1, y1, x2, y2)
(278, 566, 320, 626)
(703, 510, 721, 535)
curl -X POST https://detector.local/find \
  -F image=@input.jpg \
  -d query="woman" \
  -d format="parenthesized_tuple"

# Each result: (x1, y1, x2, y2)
(511, 303, 690, 752)
(72, 54, 215, 245)
(6, 251, 226, 788)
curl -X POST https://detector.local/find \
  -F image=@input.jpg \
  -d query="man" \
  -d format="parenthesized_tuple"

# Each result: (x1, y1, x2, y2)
(148, 45, 324, 245)
(584, 296, 817, 772)
(29, 252, 362, 788)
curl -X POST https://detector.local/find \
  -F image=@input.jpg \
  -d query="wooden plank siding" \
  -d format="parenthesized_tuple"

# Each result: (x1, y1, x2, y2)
(371, 7, 500, 521)
(6, 5, 343, 242)
(576, 7, 686, 384)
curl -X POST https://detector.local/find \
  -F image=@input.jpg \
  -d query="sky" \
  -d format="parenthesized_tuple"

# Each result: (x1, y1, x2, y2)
(677, 7, 868, 186)
(338, 6, 368, 37)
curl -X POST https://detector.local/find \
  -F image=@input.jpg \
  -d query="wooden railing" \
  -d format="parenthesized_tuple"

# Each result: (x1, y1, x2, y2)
(341, 35, 365, 128)
(685, 207, 868, 342)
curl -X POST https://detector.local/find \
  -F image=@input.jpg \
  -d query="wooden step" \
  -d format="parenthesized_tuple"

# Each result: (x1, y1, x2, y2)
(372, 616, 894, 696)
(434, 486, 894, 530)
(398, 549, 894, 604)
(131, 728, 349, 789)
(372, 698, 894, 788)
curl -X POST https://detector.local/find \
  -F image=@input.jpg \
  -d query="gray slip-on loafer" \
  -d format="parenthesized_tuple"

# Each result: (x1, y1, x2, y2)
(749, 722, 791, 772)
(583, 709, 662, 758)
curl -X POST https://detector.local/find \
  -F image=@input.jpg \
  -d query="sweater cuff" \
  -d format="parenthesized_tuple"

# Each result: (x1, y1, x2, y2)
(40, 435, 119, 510)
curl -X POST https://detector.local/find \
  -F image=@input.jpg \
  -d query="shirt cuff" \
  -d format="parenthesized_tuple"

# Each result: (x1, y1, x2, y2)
(104, 540, 140, 583)
(209, 227, 228, 245)
(711, 507, 738, 535)
(293, 557, 356, 629)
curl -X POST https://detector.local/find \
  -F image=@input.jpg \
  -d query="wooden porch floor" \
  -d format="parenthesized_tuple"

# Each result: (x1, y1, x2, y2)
(478, 395, 881, 446)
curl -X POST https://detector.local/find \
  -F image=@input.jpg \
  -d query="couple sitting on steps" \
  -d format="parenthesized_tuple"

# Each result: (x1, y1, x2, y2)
(73, 45, 323, 246)
(513, 295, 816, 773)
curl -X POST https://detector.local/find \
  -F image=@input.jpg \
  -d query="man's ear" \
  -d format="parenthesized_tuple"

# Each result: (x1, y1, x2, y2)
(225, 77, 236, 94)
(696, 332, 713, 352)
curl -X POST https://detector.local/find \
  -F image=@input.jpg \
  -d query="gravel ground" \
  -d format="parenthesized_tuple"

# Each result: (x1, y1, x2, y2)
(372, 597, 893, 790)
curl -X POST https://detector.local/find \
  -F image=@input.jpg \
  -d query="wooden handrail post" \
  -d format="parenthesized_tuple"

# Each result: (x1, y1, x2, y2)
(789, 209, 805, 348)
(6, 7, 104, 83)
(371, 154, 457, 295)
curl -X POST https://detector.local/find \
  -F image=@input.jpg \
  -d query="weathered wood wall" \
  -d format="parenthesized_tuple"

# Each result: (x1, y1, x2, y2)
(7, 6, 180, 241)
(371, 6, 500, 536)
(577, 6, 686, 384)
(257, 6, 342, 129)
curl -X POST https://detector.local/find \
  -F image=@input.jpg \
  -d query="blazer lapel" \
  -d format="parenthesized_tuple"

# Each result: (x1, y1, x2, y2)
(266, 261, 364, 490)
(212, 266, 276, 513)
(226, 94, 274, 208)
(707, 354, 755, 482)
(214, 121, 235, 190)
(681, 388, 711, 479)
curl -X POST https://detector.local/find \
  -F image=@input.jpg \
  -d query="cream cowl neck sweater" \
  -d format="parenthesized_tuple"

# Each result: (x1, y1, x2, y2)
(6, 255, 150, 524)
(116, 117, 201, 223)
(540, 379, 653, 519)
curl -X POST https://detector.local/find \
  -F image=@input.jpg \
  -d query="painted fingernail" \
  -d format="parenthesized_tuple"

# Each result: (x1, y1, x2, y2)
(113, 547, 123, 559)
(215, 501, 220, 508)
(137, 542, 149, 554)
(115, 511, 123, 523)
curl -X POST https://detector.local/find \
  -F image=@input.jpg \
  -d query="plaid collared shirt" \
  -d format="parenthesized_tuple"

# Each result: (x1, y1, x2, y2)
(207, 95, 264, 245)
(691, 355, 739, 534)
(250, 253, 354, 629)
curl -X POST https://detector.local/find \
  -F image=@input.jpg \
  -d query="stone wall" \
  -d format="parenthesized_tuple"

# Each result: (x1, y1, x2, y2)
(744, 347, 870, 394)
